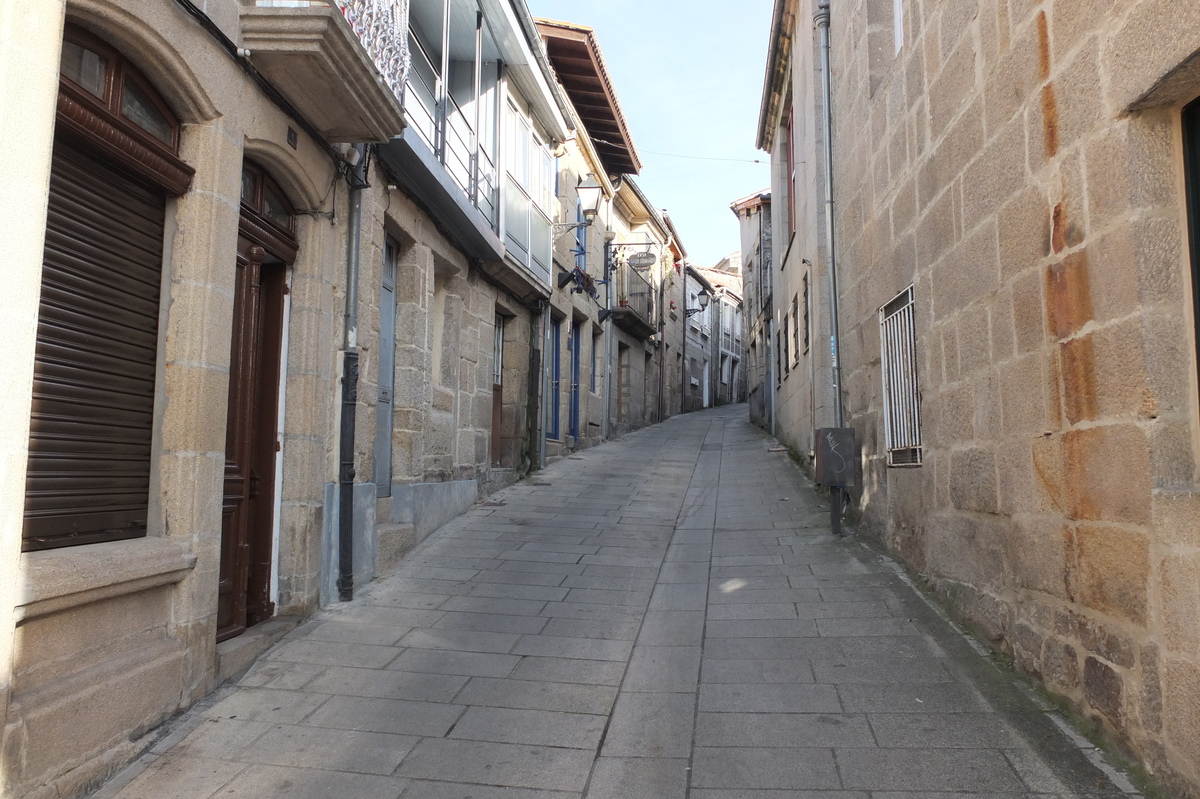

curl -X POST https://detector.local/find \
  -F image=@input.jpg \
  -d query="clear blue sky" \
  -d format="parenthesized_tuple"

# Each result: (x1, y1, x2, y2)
(529, 0, 774, 268)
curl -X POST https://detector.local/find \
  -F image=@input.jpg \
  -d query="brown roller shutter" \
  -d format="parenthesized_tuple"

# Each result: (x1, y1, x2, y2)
(23, 140, 166, 550)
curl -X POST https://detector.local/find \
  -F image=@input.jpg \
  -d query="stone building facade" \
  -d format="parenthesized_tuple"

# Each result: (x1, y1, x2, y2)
(1, 2, 690, 798)
(3, 2, 402, 796)
(537, 19, 683, 450)
(733, 191, 774, 427)
(757, 0, 1200, 794)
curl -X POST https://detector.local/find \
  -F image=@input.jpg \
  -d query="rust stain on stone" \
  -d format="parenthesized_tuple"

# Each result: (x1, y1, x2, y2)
(1037, 12, 1059, 159)
(1051, 203, 1067, 254)
(1036, 12, 1052, 81)
(1045, 251, 1094, 339)
(1062, 429, 1100, 521)
(1051, 200, 1084, 255)
(1041, 85, 1060, 159)
(1060, 335, 1100, 424)
(1047, 353, 1063, 428)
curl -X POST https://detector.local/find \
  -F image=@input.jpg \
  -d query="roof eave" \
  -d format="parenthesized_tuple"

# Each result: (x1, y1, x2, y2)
(756, 0, 796, 152)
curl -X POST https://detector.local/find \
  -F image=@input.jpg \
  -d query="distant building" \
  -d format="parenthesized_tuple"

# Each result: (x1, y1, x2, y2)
(732, 191, 773, 428)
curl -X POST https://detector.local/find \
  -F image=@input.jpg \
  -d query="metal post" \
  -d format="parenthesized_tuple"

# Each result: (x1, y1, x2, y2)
(603, 243, 614, 438)
(681, 269, 688, 413)
(816, 0, 847, 534)
(767, 317, 776, 437)
(539, 300, 550, 469)
(338, 144, 367, 601)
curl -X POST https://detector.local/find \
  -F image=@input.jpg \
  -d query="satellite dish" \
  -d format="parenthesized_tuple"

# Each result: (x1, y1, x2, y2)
(628, 251, 657, 268)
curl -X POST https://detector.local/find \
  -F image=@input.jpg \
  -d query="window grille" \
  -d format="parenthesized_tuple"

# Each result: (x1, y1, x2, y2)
(879, 286, 922, 466)
(782, 312, 790, 375)
(802, 273, 810, 353)
(791, 293, 800, 364)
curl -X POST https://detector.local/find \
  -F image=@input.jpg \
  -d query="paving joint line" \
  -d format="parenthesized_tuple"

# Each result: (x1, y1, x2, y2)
(576, 430, 702, 799)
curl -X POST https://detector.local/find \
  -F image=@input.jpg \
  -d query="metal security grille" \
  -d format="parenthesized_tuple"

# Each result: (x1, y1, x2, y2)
(24, 142, 167, 549)
(879, 286, 922, 467)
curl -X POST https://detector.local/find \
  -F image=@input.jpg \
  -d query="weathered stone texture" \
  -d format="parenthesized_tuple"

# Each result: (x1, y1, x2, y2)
(798, 0, 1200, 792)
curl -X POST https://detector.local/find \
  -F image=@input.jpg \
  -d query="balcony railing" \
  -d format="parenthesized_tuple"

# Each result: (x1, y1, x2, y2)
(405, 30, 438, 150)
(401, 21, 498, 229)
(615, 262, 653, 327)
(337, 0, 411, 102)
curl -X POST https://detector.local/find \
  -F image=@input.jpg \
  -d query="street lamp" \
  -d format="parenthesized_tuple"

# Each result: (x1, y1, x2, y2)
(684, 289, 710, 317)
(553, 174, 603, 238)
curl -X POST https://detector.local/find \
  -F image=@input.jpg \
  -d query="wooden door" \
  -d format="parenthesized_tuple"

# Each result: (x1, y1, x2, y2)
(217, 236, 286, 641)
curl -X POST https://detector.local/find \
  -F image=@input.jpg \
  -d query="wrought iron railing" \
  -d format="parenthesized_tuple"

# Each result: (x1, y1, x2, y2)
(616, 262, 653, 326)
(336, 0, 411, 102)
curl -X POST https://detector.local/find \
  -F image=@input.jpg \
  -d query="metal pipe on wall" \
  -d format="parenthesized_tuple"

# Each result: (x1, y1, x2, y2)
(768, 317, 777, 437)
(539, 299, 550, 469)
(816, 0, 844, 429)
(603, 246, 614, 438)
(816, 0, 847, 532)
(338, 144, 367, 601)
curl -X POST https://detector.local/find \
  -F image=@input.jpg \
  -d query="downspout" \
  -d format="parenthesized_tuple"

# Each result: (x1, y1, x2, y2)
(768, 317, 776, 436)
(816, 0, 847, 531)
(658, 242, 671, 422)
(603, 246, 614, 438)
(816, 0, 844, 429)
(539, 299, 550, 469)
(680, 272, 688, 413)
(338, 144, 367, 602)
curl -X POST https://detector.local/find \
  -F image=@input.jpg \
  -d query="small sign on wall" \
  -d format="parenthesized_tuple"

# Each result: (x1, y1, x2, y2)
(815, 427, 857, 487)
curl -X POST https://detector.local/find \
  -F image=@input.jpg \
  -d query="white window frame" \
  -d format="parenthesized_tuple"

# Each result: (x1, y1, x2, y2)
(879, 285, 922, 466)
(502, 96, 553, 280)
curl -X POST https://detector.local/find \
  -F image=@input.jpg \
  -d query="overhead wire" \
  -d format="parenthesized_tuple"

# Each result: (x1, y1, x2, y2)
(589, 137, 766, 164)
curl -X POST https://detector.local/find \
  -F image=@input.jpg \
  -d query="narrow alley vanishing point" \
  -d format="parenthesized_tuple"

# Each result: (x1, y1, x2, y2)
(95, 407, 1134, 799)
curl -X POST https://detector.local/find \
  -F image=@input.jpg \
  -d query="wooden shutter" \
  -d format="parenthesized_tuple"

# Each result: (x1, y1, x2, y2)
(23, 141, 166, 550)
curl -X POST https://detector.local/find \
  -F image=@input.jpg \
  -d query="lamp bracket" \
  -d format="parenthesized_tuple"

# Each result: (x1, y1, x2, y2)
(553, 221, 590, 241)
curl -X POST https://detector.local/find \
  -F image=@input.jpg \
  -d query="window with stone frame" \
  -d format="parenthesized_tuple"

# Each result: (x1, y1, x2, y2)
(1182, 98, 1200, 418)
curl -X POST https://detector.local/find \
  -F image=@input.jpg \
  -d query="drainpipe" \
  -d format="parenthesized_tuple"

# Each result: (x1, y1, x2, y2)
(338, 144, 366, 602)
(816, 0, 847, 530)
(658, 244, 670, 422)
(603, 247, 614, 438)
(539, 299, 550, 469)
(680, 273, 688, 413)
(767, 317, 776, 436)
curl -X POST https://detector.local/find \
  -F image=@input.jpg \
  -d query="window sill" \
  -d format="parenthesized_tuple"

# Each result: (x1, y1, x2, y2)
(18, 537, 197, 623)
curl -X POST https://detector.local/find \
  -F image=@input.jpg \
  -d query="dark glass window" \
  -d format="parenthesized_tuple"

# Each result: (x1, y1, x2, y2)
(121, 76, 172, 143)
(241, 161, 295, 235)
(59, 25, 181, 153)
(59, 40, 106, 97)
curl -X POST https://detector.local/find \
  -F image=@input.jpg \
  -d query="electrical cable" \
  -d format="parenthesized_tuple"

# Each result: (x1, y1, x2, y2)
(590, 137, 765, 164)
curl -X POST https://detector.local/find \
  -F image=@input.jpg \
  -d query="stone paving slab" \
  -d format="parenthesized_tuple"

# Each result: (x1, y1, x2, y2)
(90, 406, 1139, 799)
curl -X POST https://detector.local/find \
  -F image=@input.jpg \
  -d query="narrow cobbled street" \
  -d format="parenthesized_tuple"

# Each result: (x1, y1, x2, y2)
(94, 407, 1136, 799)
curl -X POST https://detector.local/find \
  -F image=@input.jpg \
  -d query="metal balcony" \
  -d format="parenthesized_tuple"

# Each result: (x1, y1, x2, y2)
(611, 262, 655, 339)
